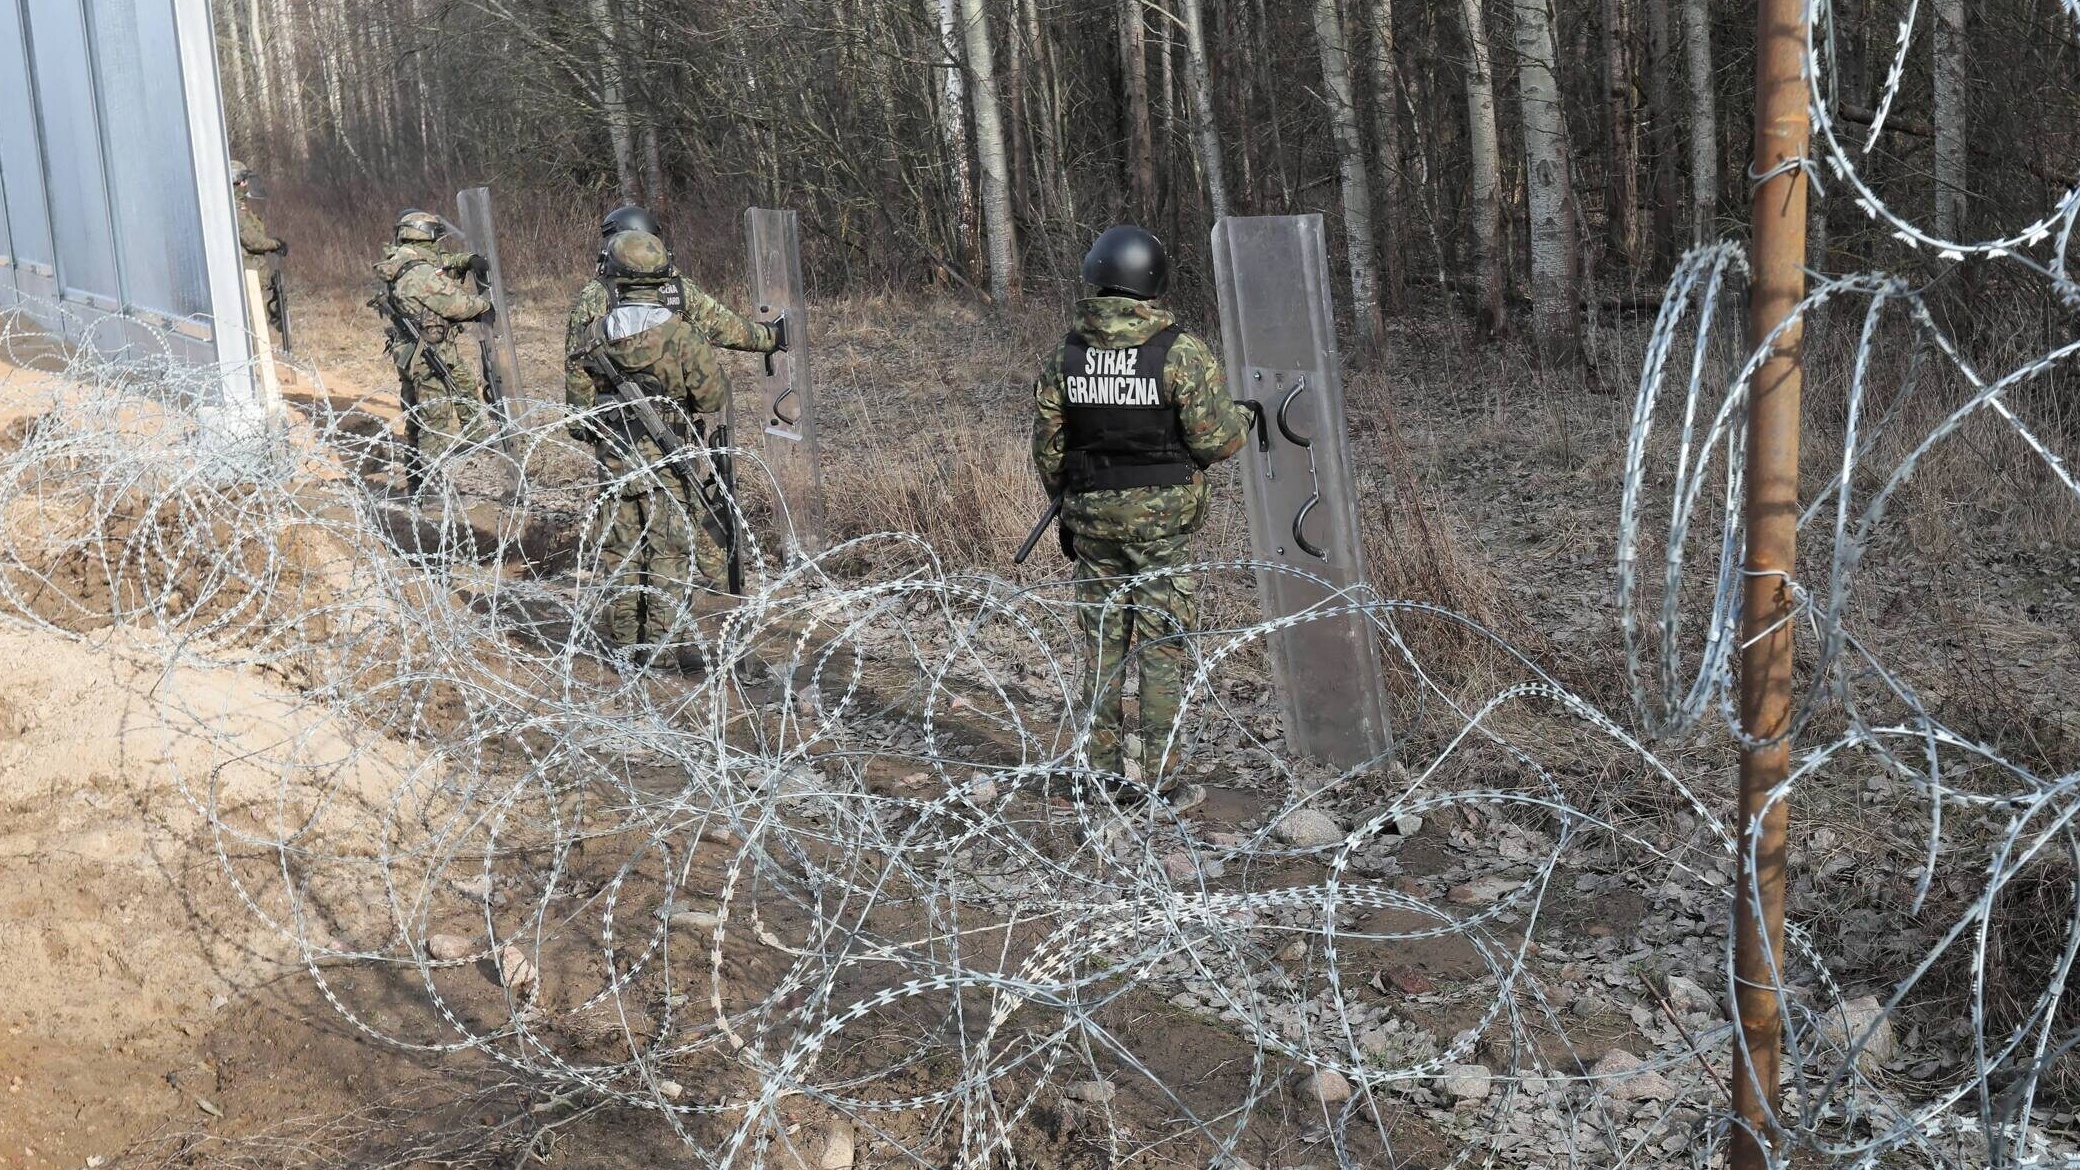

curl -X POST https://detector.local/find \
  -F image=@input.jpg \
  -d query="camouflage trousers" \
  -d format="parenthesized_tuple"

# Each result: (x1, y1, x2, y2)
(1073, 531, 1198, 791)
(597, 475, 731, 651)
(389, 337, 488, 467)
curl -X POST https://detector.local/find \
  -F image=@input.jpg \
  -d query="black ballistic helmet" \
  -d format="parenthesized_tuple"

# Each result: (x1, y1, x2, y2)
(601, 205, 663, 240)
(1082, 225, 1169, 299)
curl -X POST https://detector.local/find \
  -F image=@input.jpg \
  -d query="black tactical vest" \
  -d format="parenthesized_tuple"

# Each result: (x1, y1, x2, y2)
(605, 275, 687, 315)
(1059, 325, 1196, 492)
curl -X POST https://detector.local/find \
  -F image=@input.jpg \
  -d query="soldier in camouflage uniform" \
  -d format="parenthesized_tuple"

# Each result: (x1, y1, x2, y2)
(233, 161, 290, 346)
(567, 230, 784, 662)
(1032, 226, 1251, 810)
(565, 207, 782, 597)
(232, 161, 284, 275)
(373, 210, 492, 482)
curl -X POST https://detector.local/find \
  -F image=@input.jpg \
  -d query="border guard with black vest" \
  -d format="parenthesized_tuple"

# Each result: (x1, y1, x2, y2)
(567, 230, 785, 665)
(372, 210, 492, 477)
(1031, 226, 1251, 810)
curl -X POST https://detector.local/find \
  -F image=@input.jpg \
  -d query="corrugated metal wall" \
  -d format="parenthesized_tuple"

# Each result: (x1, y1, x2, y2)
(0, 0, 245, 370)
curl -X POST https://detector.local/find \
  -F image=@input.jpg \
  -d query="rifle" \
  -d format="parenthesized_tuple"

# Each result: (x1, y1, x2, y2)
(370, 289, 469, 404)
(573, 346, 743, 595)
(266, 255, 292, 353)
(456, 256, 514, 439)
(370, 288, 473, 492)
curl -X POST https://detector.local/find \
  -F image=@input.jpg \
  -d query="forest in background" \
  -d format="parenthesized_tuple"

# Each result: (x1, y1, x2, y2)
(218, 0, 2080, 363)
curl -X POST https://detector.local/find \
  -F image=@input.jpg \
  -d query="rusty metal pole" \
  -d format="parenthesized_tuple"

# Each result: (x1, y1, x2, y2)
(1731, 0, 1808, 1165)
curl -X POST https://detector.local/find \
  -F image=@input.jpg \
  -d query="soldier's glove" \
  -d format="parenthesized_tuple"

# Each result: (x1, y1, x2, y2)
(1240, 400, 1269, 452)
(468, 253, 490, 281)
(769, 314, 789, 353)
(277, 240, 290, 257)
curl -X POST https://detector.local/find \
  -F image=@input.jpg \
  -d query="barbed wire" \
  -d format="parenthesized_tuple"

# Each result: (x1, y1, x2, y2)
(3, 8, 2078, 1163)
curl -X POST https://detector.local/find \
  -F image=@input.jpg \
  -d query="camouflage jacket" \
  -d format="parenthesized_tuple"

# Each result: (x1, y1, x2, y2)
(567, 284, 749, 484)
(1032, 297, 1249, 543)
(563, 274, 777, 412)
(373, 243, 490, 333)
(237, 199, 282, 264)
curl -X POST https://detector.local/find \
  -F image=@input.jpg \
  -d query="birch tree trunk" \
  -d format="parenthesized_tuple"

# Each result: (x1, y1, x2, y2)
(1458, 0, 1507, 339)
(1121, 0, 1157, 220)
(1680, 0, 1717, 243)
(1364, 0, 1405, 312)
(1643, 0, 1678, 269)
(1514, 0, 1577, 363)
(1007, 2, 1029, 218)
(220, 1, 250, 137)
(1313, 0, 1379, 342)
(1180, 0, 1232, 219)
(589, 0, 639, 203)
(934, 0, 980, 278)
(957, 0, 1020, 302)
(1932, 0, 1966, 240)
(1601, 0, 1640, 266)
(245, 0, 273, 141)
(266, 0, 309, 162)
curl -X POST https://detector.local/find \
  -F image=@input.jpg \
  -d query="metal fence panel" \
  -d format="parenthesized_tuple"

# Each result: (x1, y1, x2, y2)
(1210, 214, 1393, 769)
(24, 0, 120, 308)
(88, 0, 210, 321)
(453, 187, 522, 404)
(744, 207, 824, 557)
(0, 0, 55, 302)
(2, 0, 259, 440)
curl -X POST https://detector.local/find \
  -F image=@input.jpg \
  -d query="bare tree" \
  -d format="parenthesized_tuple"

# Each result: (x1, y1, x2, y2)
(956, 0, 1019, 301)
(1023, 0, 1072, 225)
(1601, 0, 1639, 266)
(1180, 0, 1231, 219)
(1458, 0, 1506, 338)
(1932, 0, 1966, 239)
(1314, 0, 1380, 341)
(587, 0, 639, 203)
(1680, 0, 1716, 242)
(1643, 0, 1678, 268)
(1121, 0, 1157, 220)
(933, 0, 980, 278)
(1514, 0, 1577, 362)
(1364, 0, 1405, 312)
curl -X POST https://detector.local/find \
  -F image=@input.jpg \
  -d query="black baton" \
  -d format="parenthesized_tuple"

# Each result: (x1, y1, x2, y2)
(1013, 494, 1064, 565)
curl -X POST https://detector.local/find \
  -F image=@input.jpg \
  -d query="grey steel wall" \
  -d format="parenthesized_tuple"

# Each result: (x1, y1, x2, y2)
(0, 0, 251, 384)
